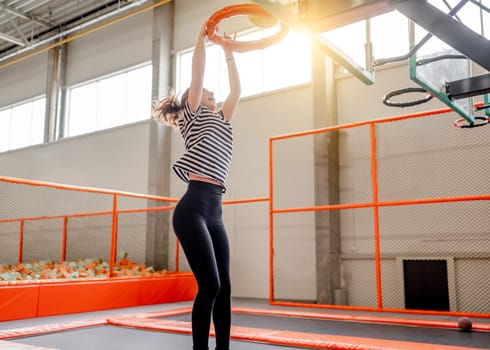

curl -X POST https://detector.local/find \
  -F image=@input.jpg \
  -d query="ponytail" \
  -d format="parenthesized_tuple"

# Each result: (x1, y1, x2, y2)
(152, 88, 188, 127)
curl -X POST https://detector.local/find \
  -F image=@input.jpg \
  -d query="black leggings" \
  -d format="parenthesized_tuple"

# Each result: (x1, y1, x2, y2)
(173, 181, 231, 350)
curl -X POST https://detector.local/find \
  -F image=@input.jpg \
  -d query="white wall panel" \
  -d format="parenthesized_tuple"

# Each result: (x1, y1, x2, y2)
(66, 10, 153, 86)
(0, 121, 150, 193)
(0, 53, 48, 107)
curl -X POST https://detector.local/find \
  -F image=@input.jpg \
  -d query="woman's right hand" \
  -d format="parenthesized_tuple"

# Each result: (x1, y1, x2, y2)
(198, 23, 208, 41)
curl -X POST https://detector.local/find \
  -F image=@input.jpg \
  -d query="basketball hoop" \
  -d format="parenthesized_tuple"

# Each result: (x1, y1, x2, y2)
(206, 4, 288, 52)
(454, 116, 488, 128)
(382, 87, 433, 108)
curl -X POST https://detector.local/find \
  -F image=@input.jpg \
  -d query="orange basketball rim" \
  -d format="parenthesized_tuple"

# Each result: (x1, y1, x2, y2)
(207, 4, 288, 52)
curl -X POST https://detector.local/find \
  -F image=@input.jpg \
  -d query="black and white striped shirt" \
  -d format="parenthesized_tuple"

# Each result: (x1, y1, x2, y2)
(172, 101, 233, 187)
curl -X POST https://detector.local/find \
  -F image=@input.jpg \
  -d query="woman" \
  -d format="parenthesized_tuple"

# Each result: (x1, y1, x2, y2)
(152, 23, 241, 350)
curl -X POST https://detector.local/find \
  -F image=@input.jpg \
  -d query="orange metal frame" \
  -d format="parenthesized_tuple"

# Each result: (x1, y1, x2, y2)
(268, 106, 490, 319)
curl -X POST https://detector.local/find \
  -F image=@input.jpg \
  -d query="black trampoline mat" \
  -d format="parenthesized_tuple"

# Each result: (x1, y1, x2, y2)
(161, 312, 490, 349)
(9, 325, 305, 350)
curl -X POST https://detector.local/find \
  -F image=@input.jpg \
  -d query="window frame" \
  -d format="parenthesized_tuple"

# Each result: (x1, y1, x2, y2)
(64, 62, 153, 138)
(0, 95, 46, 153)
(174, 28, 313, 103)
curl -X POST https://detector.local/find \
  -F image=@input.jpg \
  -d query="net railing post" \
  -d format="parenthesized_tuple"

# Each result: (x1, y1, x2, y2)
(18, 219, 24, 265)
(109, 194, 119, 277)
(62, 216, 68, 262)
(268, 137, 275, 304)
(175, 239, 180, 272)
(370, 122, 383, 309)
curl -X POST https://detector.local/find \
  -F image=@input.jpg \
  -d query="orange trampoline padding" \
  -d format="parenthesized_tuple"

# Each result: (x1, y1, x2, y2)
(0, 285, 39, 321)
(0, 318, 107, 340)
(37, 279, 140, 317)
(0, 273, 196, 321)
(139, 274, 196, 305)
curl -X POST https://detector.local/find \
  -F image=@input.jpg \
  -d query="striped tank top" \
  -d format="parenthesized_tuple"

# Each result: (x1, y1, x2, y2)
(172, 101, 233, 187)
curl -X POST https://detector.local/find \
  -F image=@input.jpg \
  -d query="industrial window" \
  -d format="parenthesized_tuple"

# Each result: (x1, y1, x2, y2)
(175, 29, 312, 102)
(320, 10, 410, 69)
(0, 96, 46, 153)
(65, 63, 152, 137)
(320, 4, 487, 73)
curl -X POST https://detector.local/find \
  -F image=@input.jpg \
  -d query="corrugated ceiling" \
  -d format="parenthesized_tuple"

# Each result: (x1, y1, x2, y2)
(0, 0, 152, 62)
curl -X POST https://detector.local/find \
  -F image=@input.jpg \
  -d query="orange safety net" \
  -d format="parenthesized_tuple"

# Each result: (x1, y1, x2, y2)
(268, 105, 490, 318)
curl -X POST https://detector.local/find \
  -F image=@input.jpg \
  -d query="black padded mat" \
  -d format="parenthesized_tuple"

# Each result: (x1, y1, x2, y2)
(9, 325, 308, 350)
(161, 312, 490, 349)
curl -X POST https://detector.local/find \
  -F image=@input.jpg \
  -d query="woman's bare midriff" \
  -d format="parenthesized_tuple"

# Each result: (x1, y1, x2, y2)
(189, 173, 223, 187)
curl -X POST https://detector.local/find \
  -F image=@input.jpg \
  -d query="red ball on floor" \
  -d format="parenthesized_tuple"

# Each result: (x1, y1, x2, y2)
(457, 317, 472, 331)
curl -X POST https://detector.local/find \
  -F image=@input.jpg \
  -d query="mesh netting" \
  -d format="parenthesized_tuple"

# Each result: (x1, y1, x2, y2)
(0, 221, 20, 265)
(0, 181, 112, 221)
(117, 211, 149, 263)
(66, 214, 113, 262)
(23, 218, 64, 263)
(376, 113, 490, 200)
(274, 211, 316, 301)
(338, 126, 373, 205)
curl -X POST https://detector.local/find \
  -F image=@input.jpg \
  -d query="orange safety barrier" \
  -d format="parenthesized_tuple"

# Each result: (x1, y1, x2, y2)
(268, 105, 490, 318)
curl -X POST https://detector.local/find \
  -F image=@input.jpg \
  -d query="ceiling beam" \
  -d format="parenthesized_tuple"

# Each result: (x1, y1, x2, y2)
(4, 10, 28, 45)
(0, 32, 26, 46)
(0, 3, 53, 27)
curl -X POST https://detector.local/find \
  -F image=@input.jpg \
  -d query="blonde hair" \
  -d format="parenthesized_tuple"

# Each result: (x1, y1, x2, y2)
(152, 88, 189, 128)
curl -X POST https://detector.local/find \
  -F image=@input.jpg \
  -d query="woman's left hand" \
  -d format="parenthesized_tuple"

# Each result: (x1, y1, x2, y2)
(220, 32, 236, 54)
